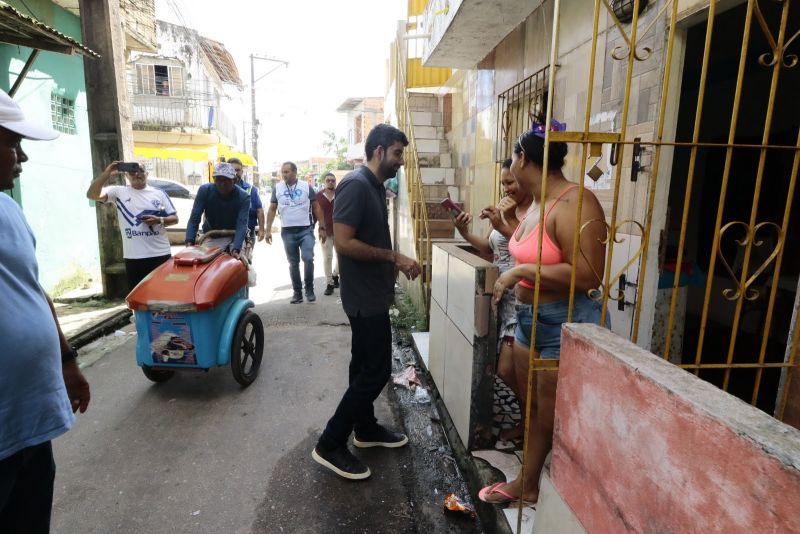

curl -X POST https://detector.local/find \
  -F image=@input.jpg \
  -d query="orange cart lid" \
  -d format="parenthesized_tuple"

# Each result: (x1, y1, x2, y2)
(127, 246, 248, 312)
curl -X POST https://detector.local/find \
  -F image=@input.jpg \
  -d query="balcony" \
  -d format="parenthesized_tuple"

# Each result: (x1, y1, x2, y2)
(128, 77, 240, 146)
(420, 0, 543, 68)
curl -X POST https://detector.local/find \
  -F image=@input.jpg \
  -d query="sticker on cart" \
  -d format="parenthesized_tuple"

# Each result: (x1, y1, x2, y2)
(149, 312, 197, 365)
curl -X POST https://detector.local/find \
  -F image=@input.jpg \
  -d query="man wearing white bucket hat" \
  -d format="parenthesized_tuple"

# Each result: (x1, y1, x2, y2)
(0, 89, 91, 531)
(86, 159, 178, 289)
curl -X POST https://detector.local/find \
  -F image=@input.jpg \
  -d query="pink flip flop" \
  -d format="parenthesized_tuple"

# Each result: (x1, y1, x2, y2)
(478, 482, 536, 507)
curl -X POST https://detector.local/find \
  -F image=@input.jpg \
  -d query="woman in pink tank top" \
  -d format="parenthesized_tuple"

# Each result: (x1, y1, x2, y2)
(478, 120, 608, 507)
(452, 159, 534, 442)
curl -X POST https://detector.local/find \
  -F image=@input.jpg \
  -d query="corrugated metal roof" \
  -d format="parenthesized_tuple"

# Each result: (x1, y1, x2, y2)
(0, 1, 99, 58)
(199, 37, 242, 86)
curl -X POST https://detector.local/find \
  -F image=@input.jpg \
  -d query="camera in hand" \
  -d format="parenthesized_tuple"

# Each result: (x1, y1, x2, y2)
(118, 162, 142, 173)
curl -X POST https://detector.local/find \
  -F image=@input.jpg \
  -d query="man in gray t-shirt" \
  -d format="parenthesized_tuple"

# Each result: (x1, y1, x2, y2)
(312, 124, 420, 480)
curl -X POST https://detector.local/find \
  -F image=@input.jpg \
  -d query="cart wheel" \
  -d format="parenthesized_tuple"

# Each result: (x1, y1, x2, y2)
(231, 310, 264, 387)
(142, 365, 175, 383)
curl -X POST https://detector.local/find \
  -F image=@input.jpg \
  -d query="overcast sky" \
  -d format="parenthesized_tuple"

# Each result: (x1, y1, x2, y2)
(156, 0, 406, 168)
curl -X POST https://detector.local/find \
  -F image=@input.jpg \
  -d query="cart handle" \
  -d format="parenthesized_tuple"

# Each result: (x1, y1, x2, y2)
(197, 229, 236, 245)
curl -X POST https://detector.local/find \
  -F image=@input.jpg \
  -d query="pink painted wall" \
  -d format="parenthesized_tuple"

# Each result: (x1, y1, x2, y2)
(551, 324, 800, 534)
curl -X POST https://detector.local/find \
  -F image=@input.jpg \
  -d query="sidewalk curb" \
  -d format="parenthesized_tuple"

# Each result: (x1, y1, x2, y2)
(68, 308, 133, 350)
(403, 330, 513, 534)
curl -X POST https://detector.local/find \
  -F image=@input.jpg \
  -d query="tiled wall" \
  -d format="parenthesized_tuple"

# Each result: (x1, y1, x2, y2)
(440, 0, 677, 350)
(428, 244, 498, 449)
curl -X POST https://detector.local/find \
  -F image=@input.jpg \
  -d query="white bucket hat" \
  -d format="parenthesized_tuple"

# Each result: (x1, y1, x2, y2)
(0, 90, 58, 141)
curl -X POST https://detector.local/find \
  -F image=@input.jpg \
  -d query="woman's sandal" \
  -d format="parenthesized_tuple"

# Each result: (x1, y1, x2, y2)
(478, 482, 537, 507)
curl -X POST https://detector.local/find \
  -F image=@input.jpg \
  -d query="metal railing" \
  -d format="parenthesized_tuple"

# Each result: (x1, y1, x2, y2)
(494, 65, 550, 200)
(394, 38, 432, 313)
(127, 76, 242, 145)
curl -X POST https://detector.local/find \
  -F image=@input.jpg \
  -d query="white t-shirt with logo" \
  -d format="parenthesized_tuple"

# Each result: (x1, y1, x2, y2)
(102, 185, 176, 259)
(273, 180, 315, 228)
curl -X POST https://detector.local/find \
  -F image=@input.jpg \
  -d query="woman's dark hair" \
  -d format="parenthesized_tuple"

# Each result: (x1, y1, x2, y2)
(501, 158, 512, 170)
(513, 115, 568, 169)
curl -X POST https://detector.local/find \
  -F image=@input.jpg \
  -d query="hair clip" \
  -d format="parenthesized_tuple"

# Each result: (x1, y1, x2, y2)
(531, 119, 567, 139)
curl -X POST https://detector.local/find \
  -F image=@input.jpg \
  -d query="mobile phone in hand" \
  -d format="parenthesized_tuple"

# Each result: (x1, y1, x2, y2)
(440, 198, 462, 218)
(117, 162, 142, 173)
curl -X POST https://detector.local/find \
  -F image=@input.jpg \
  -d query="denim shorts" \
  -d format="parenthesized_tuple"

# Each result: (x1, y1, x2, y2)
(514, 294, 604, 359)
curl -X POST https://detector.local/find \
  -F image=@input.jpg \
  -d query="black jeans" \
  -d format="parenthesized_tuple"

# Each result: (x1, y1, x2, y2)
(0, 441, 56, 533)
(319, 312, 392, 450)
(125, 254, 172, 290)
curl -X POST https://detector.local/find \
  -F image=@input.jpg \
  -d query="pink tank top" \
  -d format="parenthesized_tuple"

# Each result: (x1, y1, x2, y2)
(508, 185, 578, 289)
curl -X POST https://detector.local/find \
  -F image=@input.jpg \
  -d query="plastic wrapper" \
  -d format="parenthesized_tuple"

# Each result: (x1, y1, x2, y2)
(443, 493, 476, 519)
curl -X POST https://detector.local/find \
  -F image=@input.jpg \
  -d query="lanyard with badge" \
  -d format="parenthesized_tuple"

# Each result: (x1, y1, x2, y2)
(284, 183, 298, 206)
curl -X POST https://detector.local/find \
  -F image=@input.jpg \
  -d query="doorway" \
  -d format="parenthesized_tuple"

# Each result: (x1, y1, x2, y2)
(662, 1, 800, 413)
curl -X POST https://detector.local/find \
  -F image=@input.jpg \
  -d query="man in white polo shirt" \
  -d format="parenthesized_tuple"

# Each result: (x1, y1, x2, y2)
(86, 162, 178, 289)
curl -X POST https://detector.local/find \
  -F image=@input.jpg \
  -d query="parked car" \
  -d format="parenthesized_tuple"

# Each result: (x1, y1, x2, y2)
(149, 178, 195, 245)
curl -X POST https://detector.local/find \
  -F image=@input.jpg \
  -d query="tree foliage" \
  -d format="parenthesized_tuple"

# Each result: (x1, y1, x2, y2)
(322, 130, 352, 174)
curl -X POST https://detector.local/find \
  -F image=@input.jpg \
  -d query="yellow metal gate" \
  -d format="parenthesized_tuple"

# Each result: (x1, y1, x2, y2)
(508, 0, 799, 455)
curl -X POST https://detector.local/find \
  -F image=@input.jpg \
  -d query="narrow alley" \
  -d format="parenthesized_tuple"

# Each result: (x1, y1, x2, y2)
(51, 239, 479, 533)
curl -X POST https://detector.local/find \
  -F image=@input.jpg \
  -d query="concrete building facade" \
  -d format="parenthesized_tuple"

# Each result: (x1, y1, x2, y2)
(129, 20, 253, 187)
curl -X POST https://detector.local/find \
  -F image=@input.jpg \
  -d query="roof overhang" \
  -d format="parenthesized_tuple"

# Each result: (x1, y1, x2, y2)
(421, 0, 542, 68)
(336, 97, 365, 113)
(0, 1, 99, 57)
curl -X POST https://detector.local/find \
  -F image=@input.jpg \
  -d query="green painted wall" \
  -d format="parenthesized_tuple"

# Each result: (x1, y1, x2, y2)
(0, 0, 100, 292)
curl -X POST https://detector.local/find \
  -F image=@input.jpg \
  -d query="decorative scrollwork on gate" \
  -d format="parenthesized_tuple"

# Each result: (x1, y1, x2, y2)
(754, 1, 799, 69)
(579, 218, 645, 302)
(717, 221, 782, 301)
(602, 0, 674, 62)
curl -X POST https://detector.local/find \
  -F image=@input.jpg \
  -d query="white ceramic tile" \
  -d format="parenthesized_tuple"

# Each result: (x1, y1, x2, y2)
(504, 506, 536, 534)
(411, 111, 434, 126)
(447, 255, 477, 341)
(428, 301, 447, 389)
(412, 332, 430, 369)
(472, 450, 521, 483)
(416, 138, 443, 153)
(443, 318, 473, 447)
(532, 473, 585, 534)
(421, 167, 449, 184)
(447, 186, 460, 202)
(431, 245, 449, 308)
(413, 125, 439, 139)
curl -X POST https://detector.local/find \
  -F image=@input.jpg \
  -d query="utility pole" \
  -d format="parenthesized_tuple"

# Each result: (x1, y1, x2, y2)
(80, 0, 135, 298)
(249, 54, 288, 186)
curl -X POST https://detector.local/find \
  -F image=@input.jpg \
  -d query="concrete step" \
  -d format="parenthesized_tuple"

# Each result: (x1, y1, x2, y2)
(408, 93, 439, 113)
(411, 111, 442, 127)
(422, 184, 460, 202)
(428, 219, 456, 239)
(413, 125, 444, 140)
(417, 152, 452, 168)
(416, 138, 449, 154)
(421, 167, 455, 185)
(426, 201, 462, 220)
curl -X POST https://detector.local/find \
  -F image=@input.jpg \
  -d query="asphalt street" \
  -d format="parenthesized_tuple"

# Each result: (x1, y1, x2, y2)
(51, 232, 480, 533)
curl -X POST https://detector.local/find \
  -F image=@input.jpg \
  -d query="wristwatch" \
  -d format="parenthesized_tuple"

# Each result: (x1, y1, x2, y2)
(62, 346, 78, 363)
